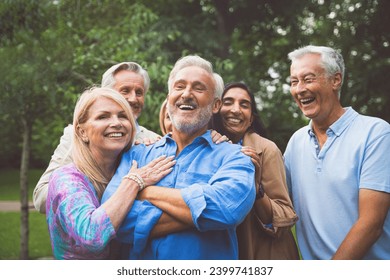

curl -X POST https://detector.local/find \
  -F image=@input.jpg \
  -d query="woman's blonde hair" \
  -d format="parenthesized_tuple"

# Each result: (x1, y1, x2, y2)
(159, 99, 169, 135)
(72, 87, 136, 199)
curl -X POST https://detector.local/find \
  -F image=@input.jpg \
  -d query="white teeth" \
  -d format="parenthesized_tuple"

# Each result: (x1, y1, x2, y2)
(227, 118, 241, 124)
(179, 105, 195, 110)
(107, 133, 123, 138)
(300, 97, 315, 105)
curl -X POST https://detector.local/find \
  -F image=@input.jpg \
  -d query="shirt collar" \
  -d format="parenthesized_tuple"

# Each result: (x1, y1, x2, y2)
(307, 107, 358, 137)
(154, 130, 213, 148)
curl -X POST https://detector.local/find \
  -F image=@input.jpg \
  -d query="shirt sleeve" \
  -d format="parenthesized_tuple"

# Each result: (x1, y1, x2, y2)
(253, 143, 298, 236)
(180, 148, 256, 231)
(49, 168, 115, 254)
(34, 125, 73, 213)
(360, 125, 390, 193)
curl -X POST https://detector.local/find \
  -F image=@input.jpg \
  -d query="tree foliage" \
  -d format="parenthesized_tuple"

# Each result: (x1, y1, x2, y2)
(1, 0, 389, 167)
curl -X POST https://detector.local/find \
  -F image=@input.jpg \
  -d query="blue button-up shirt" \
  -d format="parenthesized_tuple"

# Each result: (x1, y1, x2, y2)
(102, 130, 256, 259)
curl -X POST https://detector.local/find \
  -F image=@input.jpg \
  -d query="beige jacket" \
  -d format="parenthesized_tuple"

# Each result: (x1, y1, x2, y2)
(33, 124, 160, 213)
(236, 131, 299, 259)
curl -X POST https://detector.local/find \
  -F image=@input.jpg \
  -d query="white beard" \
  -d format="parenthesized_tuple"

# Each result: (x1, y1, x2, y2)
(167, 102, 213, 135)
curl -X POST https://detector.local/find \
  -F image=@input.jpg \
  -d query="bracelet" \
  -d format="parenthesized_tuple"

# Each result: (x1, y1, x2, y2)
(123, 173, 146, 191)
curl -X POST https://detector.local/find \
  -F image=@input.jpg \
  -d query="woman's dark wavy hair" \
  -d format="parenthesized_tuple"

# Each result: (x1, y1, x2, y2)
(211, 81, 267, 138)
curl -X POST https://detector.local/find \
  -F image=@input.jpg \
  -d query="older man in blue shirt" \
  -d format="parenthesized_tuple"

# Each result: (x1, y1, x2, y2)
(102, 55, 256, 259)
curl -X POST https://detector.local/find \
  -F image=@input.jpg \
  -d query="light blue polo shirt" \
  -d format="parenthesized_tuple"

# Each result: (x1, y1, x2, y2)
(284, 107, 390, 260)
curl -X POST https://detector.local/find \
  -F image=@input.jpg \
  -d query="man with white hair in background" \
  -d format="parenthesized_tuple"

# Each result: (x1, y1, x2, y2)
(33, 62, 160, 213)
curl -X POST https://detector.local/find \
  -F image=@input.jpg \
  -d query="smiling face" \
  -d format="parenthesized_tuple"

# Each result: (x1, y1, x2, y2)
(78, 96, 133, 161)
(289, 53, 343, 126)
(219, 87, 253, 142)
(167, 66, 220, 135)
(113, 70, 145, 119)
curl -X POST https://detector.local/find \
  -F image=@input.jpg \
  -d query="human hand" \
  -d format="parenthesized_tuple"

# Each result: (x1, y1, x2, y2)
(128, 155, 175, 187)
(241, 146, 261, 173)
(210, 129, 231, 144)
(134, 136, 162, 146)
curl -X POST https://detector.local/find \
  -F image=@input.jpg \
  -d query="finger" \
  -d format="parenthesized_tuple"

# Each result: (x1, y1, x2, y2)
(158, 167, 174, 177)
(129, 160, 138, 172)
(147, 155, 168, 168)
(154, 156, 176, 170)
(216, 135, 228, 144)
(251, 158, 260, 168)
(143, 138, 151, 145)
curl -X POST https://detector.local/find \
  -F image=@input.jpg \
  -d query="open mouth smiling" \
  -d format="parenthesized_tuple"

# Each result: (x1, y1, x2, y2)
(300, 97, 315, 105)
(178, 103, 197, 111)
(226, 117, 241, 125)
(106, 132, 125, 138)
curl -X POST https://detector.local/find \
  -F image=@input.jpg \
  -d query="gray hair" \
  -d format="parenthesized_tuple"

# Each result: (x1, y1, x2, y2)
(213, 73, 224, 99)
(167, 55, 217, 97)
(101, 62, 150, 93)
(288, 45, 345, 96)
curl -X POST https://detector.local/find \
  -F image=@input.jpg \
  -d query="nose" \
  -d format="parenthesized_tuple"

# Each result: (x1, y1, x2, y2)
(126, 91, 137, 104)
(231, 102, 241, 114)
(295, 80, 307, 94)
(110, 115, 123, 128)
(181, 85, 192, 99)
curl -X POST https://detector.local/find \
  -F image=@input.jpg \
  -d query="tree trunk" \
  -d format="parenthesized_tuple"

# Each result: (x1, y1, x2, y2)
(213, 0, 232, 58)
(19, 118, 31, 259)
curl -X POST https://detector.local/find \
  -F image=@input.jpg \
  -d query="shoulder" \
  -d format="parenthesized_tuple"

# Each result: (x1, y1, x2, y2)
(243, 132, 281, 154)
(354, 114, 390, 134)
(49, 164, 90, 197)
(51, 163, 84, 182)
(136, 125, 161, 141)
(212, 141, 252, 165)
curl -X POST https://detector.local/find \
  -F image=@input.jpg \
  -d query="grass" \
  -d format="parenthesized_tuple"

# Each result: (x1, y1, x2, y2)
(0, 212, 52, 259)
(0, 168, 52, 259)
(0, 169, 43, 201)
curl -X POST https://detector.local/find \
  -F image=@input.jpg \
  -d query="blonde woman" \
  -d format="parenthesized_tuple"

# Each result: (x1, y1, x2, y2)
(46, 87, 174, 259)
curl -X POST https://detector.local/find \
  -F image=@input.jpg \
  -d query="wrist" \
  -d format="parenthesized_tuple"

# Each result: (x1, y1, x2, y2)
(123, 173, 146, 191)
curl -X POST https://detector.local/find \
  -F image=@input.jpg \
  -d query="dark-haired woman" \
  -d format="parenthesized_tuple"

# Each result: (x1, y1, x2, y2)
(212, 82, 299, 259)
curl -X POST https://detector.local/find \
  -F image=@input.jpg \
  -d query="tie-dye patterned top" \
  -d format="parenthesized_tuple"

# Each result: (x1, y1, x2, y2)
(46, 163, 115, 259)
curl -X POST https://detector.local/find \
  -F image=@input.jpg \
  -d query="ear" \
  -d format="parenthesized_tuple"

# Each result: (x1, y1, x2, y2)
(77, 125, 89, 144)
(332, 72, 342, 91)
(212, 98, 221, 114)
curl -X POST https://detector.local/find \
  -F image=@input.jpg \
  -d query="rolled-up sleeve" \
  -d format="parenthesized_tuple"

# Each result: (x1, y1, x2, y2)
(181, 150, 256, 231)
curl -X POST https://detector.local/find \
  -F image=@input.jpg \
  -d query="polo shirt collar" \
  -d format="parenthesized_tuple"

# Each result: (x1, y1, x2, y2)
(307, 107, 358, 137)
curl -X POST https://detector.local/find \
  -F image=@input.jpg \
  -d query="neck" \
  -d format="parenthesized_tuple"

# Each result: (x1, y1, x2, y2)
(92, 150, 118, 179)
(172, 126, 208, 155)
(312, 106, 345, 134)
(311, 106, 345, 149)
(227, 131, 244, 144)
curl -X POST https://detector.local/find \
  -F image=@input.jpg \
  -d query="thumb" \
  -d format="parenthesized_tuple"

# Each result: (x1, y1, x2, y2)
(129, 160, 138, 172)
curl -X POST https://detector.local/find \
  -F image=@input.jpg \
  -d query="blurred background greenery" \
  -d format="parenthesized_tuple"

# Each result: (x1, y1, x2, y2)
(0, 169, 51, 259)
(1, 0, 389, 259)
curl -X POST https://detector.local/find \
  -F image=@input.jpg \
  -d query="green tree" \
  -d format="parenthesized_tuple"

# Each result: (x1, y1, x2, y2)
(0, 0, 74, 258)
